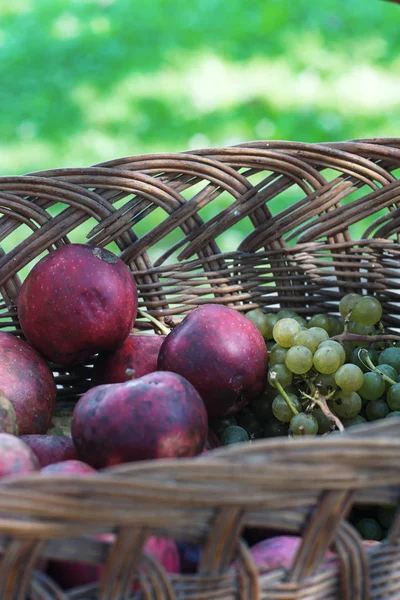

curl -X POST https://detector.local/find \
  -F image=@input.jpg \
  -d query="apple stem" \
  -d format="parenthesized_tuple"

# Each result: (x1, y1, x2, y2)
(269, 372, 299, 415)
(358, 348, 397, 386)
(164, 315, 177, 329)
(125, 368, 136, 380)
(137, 309, 171, 336)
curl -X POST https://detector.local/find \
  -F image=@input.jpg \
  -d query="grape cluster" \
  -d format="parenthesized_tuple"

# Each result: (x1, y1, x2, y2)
(210, 293, 400, 540)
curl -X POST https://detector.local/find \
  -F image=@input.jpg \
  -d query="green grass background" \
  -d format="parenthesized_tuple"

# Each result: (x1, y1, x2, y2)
(1, 0, 399, 256)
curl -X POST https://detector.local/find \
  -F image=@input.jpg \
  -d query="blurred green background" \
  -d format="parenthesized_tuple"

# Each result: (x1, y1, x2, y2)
(1, 0, 399, 176)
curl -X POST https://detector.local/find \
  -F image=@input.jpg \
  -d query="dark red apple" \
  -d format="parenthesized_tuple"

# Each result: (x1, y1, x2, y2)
(0, 332, 56, 434)
(20, 435, 77, 468)
(0, 433, 39, 477)
(157, 304, 268, 417)
(17, 244, 138, 365)
(92, 333, 165, 385)
(41, 459, 96, 475)
(47, 535, 180, 590)
(71, 371, 208, 468)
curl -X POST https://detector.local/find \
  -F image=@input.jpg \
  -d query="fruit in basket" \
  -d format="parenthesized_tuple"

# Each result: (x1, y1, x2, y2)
(71, 371, 208, 468)
(203, 427, 222, 451)
(0, 332, 56, 435)
(47, 535, 180, 590)
(17, 244, 138, 365)
(20, 435, 77, 468)
(92, 333, 165, 385)
(0, 433, 39, 477)
(233, 535, 380, 574)
(41, 459, 96, 475)
(0, 392, 19, 435)
(157, 304, 268, 417)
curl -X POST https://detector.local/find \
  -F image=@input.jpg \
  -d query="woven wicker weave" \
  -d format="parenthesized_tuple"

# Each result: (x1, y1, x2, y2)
(1, 138, 400, 599)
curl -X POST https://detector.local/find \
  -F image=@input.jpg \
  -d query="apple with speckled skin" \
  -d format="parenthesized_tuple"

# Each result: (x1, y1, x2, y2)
(0, 332, 56, 435)
(157, 304, 268, 417)
(21, 435, 77, 468)
(17, 244, 138, 366)
(71, 371, 208, 468)
(0, 433, 39, 477)
(92, 334, 165, 385)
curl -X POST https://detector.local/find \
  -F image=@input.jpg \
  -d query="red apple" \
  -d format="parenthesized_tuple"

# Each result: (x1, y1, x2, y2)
(0, 332, 56, 434)
(41, 460, 96, 475)
(71, 371, 208, 468)
(158, 304, 268, 417)
(20, 435, 77, 468)
(47, 535, 180, 590)
(0, 433, 39, 477)
(92, 334, 165, 385)
(18, 244, 138, 365)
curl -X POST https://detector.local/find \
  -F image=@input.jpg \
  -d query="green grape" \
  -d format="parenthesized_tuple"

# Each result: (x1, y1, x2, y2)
(377, 505, 396, 529)
(237, 411, 258, 429)
(277, 309, 299, 320)
(348, 321, 376, 341)
(331, 391, 362, 419)
(244, 420, 264, 440)
(220, 426, 249, 445)
(319, 340, 346, 366)
(307, 326, 329, 347)
(263, 421, 288, 438)
(387, 382, 400, 411)
(351, 346, 379, 373)
(378, 347, 400, 373)
(285, 345, 313, 375)
(272, 318, 302, 348)
(252, 393, 274, 422)
(209, 416, 237, 437)
(365, 398, 390, 421)
(339, 293, 362, 318)
(264, 313, 280, 339)
(314, 372, 337, 395)
(358, 372, 386, 401)
(386, 411, 400, 419)
(334, 364, 364, 392)
(269, 344, 288, 366)
(375, 364, 398, 391)
(289, 413, 319, 437)
(293, 315, 308, 328)
(342, 415, 367, 428)
(272, 394, 302, 423)
(328, 315, 345, 336)
(293, 329, 320, 353)
(245, 309, 269, 338)
(352, 296, 383, 326)
(313, 346, 342, 374)
(307, 313, 332, 334)
(355, 518, 382, 541)
(266, 339, 276, 353)
(313, 407, 333, 434)
(268, 363, 293, 389)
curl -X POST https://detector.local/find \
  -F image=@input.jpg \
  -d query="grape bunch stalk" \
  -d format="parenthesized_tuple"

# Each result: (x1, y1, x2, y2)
(210, 293, 400, 540)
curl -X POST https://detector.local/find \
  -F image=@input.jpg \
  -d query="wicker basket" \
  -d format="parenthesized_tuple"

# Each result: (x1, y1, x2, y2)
(1, 138, 400, 600)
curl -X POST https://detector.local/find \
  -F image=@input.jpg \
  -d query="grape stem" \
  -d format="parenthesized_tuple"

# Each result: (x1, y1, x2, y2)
(269, 372, 299, 415)
(302, 381, 345, 432)
(331, 333, 400, 345)
(358, 349, 397, 386)
(313, 396, 345, 433)
(137, 309, 171, 336)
